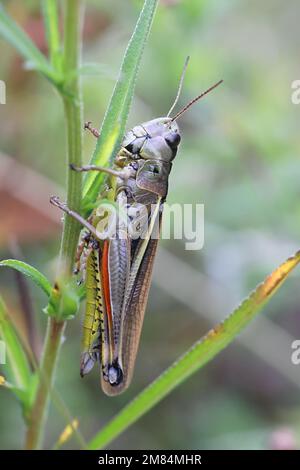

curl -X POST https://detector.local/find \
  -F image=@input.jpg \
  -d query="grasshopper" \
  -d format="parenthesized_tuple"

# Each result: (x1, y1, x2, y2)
(50, 61, 222, 395)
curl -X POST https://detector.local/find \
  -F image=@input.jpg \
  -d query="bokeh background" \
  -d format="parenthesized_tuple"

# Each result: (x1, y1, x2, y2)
(1, 0, 300, 450)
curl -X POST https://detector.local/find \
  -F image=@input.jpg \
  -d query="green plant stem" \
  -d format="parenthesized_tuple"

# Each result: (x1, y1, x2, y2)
(24, 319, 65, 449)
(59, 94, 83, 272)
(58, 0, 83, 272)
(25, 0, 83, 450)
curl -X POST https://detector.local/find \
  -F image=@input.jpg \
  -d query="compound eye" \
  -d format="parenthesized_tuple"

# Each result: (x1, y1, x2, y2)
(165, 132, 181, 150)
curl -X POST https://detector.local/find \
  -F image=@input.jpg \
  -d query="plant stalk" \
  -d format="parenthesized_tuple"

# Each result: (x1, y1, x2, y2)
(25, 0, 83, 449)
(24, 319, 65, 449)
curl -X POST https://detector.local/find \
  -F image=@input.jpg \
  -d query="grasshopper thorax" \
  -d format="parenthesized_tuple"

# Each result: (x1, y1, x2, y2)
(122, 117, 181, 163)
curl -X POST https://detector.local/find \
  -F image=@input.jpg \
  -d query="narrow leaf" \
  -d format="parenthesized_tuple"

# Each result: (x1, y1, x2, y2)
(82, 0, 158, 210)
(0, 259, 52, 297)
(0, 4, 58, 82)
(87, 249, 300, 449)
(0, 297, 31, 391)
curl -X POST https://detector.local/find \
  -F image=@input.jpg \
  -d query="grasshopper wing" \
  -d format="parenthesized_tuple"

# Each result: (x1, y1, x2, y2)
(101, 208, 162, 395)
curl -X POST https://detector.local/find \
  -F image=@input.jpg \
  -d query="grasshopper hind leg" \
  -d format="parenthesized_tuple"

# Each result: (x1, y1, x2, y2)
(76, 237, 99, 285)
(79, 241, 103, 378)
(80, 342, 100, 377)
(74, 231, 91, 276)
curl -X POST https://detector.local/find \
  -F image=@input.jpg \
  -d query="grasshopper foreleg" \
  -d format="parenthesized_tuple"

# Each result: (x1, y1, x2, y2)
(50, 196, 99, 239)
(84, 121, 100, 138)
(70, 163, 134, 181)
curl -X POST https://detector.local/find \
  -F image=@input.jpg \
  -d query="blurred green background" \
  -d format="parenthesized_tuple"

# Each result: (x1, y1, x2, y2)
(1, 0, 300, 450)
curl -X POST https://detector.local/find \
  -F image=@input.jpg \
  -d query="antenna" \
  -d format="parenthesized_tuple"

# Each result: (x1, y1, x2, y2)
(171, 79, 223, 122)
(167, 56, 190, 117)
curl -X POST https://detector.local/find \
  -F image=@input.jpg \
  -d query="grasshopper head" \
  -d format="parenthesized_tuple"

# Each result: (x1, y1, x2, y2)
(122, 117, 181, 162)
(144, 117, 180, 147)
(141, 117, 181, 161)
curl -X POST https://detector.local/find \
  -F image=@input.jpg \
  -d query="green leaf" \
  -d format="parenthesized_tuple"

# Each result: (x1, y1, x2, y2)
(0, 4, 59, 83)
(0, 297, 31, 392)
(87, 249, 300, 449)
(0, 259, 52, 297)
(82, 0, 159, 212)
(42, 0, 62, 73)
